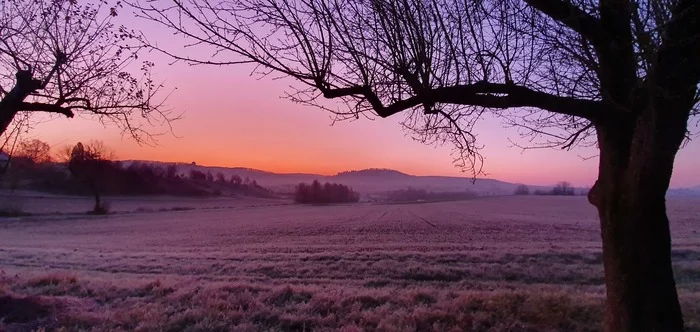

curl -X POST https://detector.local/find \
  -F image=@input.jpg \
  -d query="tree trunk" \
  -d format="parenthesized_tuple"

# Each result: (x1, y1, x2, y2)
(589, 108, 687, 331)
(94, 193, 101, 212)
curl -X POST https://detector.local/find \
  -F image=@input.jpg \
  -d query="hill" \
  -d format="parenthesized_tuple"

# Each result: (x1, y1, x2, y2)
(120, 161, 567, 196)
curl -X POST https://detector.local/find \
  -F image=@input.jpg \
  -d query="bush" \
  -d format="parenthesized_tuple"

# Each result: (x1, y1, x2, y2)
(294, 180, 360, 204)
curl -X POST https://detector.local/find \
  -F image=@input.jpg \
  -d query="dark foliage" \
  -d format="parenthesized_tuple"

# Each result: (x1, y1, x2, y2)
(294, 180, 360, 204)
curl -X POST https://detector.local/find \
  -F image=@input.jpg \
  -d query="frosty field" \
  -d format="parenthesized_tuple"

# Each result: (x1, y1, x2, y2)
(1, 196, 699, 331)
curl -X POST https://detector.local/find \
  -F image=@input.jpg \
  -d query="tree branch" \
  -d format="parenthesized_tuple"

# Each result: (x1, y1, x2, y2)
(525, 0, 604, 46)
(20, 102, 74, 118)
(320, 82, 603, 120)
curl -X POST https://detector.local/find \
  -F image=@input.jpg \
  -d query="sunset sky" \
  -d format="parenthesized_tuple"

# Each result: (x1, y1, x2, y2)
(25, 11, 700, 188)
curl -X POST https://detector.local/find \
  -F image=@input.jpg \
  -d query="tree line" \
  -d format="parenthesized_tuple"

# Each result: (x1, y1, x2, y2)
(294, 180, 360, 204)
(1, 139, 272, 213)
(513, 182, 587, 196)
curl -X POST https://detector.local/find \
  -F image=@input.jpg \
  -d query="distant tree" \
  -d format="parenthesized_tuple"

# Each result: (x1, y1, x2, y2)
(294, 180, 360, 204)
(15, 139, 52, 165)
(514, 185, 530, 196)
(68, 141, 116, 214)
(166, 164, 179, 179)
(552, 182, 575, 196)
(215, 172, 226, 183)
(0, 0, 174, 143)
(206, 172, 214, 182)
(229, 174, 242, 186)
(189, 170, 206, 181)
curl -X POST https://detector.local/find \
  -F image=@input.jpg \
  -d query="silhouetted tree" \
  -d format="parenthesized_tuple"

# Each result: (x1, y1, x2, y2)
(229, 174, 242, 186)
(135, 1, 700, 329)
(295, 181, 360, 204)
(15, 139, 52, 165)
(215, 172, 226, 183)
(166, 164, 179, 179)
(68, 141, 116, 214)
(189, 170, 206, 181)
(0, 0, 175, 145)
(514, 185, 531, 196)
(552, 182, 575, 196)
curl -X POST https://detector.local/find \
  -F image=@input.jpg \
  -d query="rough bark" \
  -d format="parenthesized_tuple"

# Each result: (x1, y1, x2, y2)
(589, 103, 688, 331)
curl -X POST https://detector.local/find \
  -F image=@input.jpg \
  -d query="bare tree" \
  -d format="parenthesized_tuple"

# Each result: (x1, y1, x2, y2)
(68, 140, 116, 214)
(0, 0, 177, 144)
(15, 138, 53, 164)
(131, 0, 699, 330)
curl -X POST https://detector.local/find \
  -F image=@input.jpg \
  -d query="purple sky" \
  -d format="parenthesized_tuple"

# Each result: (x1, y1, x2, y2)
(27, 8, 700, 188)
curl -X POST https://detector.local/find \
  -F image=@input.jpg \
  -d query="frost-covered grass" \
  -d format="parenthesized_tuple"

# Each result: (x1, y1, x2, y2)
(1, 196, 699, 331)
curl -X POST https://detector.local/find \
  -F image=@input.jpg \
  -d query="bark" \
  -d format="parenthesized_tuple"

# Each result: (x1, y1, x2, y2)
(589, 105, 688, 331)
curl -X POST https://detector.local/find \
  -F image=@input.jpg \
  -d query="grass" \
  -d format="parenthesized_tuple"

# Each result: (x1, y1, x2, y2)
(1, 196, 699, 331)
(0, 274, 614, 332)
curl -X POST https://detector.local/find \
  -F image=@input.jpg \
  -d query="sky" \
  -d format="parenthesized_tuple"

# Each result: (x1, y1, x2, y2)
(22, 7, 700, 188)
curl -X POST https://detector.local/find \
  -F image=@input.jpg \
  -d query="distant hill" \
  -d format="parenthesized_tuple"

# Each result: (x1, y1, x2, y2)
(334, 168, 411, 178)
(119, 161, 700, 197)
(119, 161, 567, 196)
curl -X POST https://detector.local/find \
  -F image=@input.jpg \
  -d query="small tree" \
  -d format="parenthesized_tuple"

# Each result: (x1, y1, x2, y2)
(67, 141, 116, 214)
(514, 185, 530, 196)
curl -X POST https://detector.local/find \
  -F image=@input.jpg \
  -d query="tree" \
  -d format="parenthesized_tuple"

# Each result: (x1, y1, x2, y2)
(552, 181, 575, 196)
(514, 185, 530, 196)
(215, 172, 226, 183)
(229, 174, 242, 186)
(133, 0, 699, 330)
(0, 0, 175, 144)
(15, 139, 52, 164)
(67, 141, 116, 214)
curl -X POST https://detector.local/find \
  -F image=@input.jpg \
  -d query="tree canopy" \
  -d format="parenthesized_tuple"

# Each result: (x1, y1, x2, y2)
(0, 0, 176, 147)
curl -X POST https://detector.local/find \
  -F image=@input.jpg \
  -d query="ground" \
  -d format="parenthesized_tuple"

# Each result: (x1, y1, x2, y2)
(0, 196, 699, 331)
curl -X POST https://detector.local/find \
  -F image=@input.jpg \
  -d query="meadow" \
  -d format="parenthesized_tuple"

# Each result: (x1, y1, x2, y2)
(1, 196, 699, 331)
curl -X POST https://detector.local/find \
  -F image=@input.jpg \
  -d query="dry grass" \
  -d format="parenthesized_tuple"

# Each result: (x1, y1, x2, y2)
(1, 196, 699, 331)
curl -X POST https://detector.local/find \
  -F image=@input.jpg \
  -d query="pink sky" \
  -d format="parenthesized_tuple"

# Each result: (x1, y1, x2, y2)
(26, 13, 700, 188)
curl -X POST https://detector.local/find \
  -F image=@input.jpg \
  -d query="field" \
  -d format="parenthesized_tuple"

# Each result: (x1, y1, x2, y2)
(1, 196, 699, 331)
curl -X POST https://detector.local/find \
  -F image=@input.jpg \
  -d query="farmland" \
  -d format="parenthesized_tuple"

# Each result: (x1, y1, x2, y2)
(1, 196, 699, 331)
